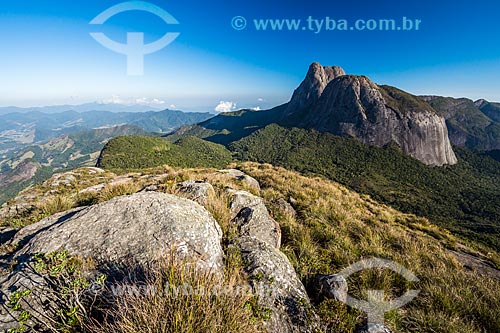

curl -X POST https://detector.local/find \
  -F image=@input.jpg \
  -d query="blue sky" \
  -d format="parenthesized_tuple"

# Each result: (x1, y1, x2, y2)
(0, 0, 499, 111)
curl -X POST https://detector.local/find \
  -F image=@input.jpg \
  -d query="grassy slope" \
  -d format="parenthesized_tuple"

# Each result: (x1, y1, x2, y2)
(230, 124, 500, 252)
(2, 163, 499, 333)
(97, 135, 233, 170)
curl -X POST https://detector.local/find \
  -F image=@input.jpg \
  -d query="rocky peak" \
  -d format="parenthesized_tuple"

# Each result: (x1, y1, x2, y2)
(286, 62, 346, 112)
(294, 73, 458, 166)
(474, 99, 488, 108)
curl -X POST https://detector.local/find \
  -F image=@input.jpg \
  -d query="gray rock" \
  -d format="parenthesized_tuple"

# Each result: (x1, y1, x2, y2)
(8, 192, 224, 270)
(229, 190, 281, 248)
(274, 198, 297, 218)
(78, 183, 106, 194)
(227, 189, 317, 332)
(285, 64, 457, 166)
(312, 75, 457, 166)
(310, 274, 348, 303)
(286, 62, 346, 113)
(357, 323, 393, 333)
(219, 169, 261, 191)
(177, 180, 215, 205)
(141, 184, 159, 192)
(238, 236, 318, 333)
(0, 192, 225, 332)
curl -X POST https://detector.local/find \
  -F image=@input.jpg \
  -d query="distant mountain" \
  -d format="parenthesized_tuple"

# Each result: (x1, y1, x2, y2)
(0, 109, 212, 144)
(0, 109, 213, 171)
(230, 123, 500, 251)
(0, 102, 166, 116)
(421, 96, 500, 151)
(0, 125, 149, 204)
(171, 62, 457, 166)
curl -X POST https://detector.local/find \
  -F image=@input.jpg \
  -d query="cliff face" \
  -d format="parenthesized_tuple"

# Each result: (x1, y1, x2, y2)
(422, 96, 500, 151)
(287, 65, 457, 166)
(285, 62, 346, 113)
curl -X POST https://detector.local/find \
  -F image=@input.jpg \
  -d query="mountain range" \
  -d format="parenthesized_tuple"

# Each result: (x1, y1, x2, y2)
(0, 102, 170, 116)
(0, 109, 213, 204)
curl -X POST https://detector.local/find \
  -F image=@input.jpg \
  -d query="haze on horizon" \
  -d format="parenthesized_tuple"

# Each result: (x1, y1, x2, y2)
(1, 0, 499, 112)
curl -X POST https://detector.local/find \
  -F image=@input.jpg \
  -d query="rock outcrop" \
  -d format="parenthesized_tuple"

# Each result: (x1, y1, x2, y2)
(226, 188, 316, 332)
(8, 192, 224, 270)
(1, 192, 225, 331)
(287, 68, 457, 166)
(286, 62, 346, 113)
(228, 189, 281, 248)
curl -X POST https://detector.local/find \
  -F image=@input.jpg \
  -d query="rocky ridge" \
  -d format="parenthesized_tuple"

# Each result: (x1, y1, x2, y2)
(0, 169, 319, 332)
(284, 64, 458, 166)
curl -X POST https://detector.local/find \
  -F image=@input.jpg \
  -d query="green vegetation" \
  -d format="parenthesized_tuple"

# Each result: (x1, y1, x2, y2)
(240, 163, 500, 333)
(97, 135, 232, 169)
(0, 125, 149, 205)
(231, 124, 500, 252)
(7, 250, 102, 333)
(425, 96, 500, 151)
(3, 162, 500, 332)
(380, 85, 437, 115)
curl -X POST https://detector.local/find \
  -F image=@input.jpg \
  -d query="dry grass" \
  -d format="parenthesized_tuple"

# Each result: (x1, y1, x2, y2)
(238, 162, 500, 333)
(4, 162, 500, 333)
(88, 258, 263, 333)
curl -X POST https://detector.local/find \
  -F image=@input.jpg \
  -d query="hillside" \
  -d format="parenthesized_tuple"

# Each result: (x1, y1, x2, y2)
(421, 96, 500, 151)
(0, 125, 148, 205)
(230, 124, 500, 251)
(1, 163, 499, 333)
(169, 63, 457, 166)
(97, 135, 233, 169)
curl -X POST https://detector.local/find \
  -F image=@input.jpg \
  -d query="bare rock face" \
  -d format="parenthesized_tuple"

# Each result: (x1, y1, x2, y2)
(225, 188, 317, 333)
(310, 274, 348, 303)
(0, 192, 225, 331)
(290, 70, 457, 166)
(219, 169, 261, 191)
(228, 190, 281, 248)
(286, 62, 346, 114)
(238, 236, 317, 333)
(8, 192, 224, 270)
(177, 180, 215, 205)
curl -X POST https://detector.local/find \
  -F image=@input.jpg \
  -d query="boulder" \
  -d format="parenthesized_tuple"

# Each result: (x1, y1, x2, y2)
(310, 274, 348, 303)
(229, 190, 281, 248)
(177, 180, 215, 205)
(238, 237, 318, 333)
(274, 198, 297, 218)
(0, 192, 225, 331)
(219, 169, 261, 191)
(8, 192, 224, 270)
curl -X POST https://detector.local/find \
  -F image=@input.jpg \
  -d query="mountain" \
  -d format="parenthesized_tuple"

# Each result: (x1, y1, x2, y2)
(421, 96, 500, 151)
(171, 62, 457, 166)
(230, 124, 500, 251)
(0, 109, 212, 145)
(97, 135, 232, 170)
(0, 102, 167, 116)
(0, 125, 149, 204)
(475, 99, 500, 122)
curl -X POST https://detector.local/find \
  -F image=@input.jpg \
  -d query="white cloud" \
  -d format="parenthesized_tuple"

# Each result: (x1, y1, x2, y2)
(257, 98, 264, 102)
(169, 104, 177, 109)
(101, 95, 126, 105)
(135, 97, 166, 106)
(214, 101, 237, 113)
(251, 106, 261, 111)
(100, 96, 166, 106)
